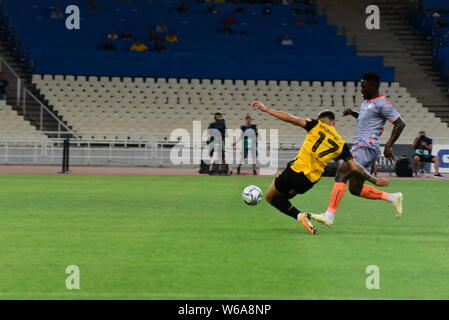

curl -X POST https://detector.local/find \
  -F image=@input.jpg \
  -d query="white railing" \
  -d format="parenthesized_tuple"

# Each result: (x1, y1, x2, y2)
(0, 55, 21, 104)
(0, 132, 447, 167)
(0, 131, 449, 146)
(0, 55, 77, 139)
(0, 136, 290, 167)
(21, 89, 79, 138)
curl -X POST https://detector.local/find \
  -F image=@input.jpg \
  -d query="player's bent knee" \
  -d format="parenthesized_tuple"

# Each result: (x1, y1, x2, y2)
(286, 193, 295, 200)
(334, 174, 348, 183)
(349, 185, 362, 196)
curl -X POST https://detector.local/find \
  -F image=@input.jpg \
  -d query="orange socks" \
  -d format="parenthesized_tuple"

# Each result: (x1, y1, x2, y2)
(325, 183, 393, 217)
(359, 185, 392, 202)
(325, 182, 347, 215)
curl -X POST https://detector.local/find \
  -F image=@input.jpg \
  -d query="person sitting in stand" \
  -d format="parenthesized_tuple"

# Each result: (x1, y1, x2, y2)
(147, 29, 160, 43)
(121, 29, 133, 40)
(177, 1, 188, 13)
(281, 33, 294, 45)
(165, 31, 179, 43)
(103, 39, 117, 50)
(107, 30, 119, 40)
(154, 39, 168, 52)
(156, 20, 169, 33)
(296, 17, 307, 26)
(130, 40, 149, 52)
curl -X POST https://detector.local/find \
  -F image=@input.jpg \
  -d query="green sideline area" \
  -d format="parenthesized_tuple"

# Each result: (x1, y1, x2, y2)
(0, 174, 448, 300)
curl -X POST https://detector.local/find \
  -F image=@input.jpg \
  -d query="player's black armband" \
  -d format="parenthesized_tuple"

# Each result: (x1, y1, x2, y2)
(304, 119, 318, 131)
(339, 143, 353, 161)
(352, 112, 359, 119)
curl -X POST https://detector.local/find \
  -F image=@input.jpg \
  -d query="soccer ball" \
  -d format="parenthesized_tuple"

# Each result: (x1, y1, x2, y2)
(242, 185, 263, 206)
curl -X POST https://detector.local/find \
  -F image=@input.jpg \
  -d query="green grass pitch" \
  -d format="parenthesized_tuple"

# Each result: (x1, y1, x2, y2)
(0, 174, 449, 300)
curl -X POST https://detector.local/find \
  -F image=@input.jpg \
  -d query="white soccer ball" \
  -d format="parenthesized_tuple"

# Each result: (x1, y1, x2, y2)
(242, 185, 263, 206)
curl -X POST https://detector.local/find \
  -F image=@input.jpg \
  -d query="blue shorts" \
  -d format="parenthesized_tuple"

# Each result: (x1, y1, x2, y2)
(351, 145, 379, 170)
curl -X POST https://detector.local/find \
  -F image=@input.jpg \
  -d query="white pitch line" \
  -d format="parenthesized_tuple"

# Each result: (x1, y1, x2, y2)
(0, 292, 398, 300)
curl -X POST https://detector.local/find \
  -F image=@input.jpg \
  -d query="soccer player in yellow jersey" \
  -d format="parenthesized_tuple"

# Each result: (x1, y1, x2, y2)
(250, 101, 389, 234)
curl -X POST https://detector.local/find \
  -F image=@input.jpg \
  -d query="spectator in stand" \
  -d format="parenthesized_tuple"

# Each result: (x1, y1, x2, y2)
(107, 30, 119, 40)
(281, 33, 294, 45)
(87, 0, 100, 9)
(121, 29, 133, 40)
(432, 9, 441, 19)
(296, 17, 307, 26)
(147, 29, 161, 42)
(156, 20, 169, 33)
(304, 3, 316, 15)
(282, 0, 293, 5)
(0, 72, 9, 100)
(437, 16, 449, 28)
(224, 22, 234, 34)
(130, 40, 149, 52)
(50, 6, 63, 19)
(154, 39, 168, 52)
(103, 39, 117, 50)
(166, 31, 179, 43)
(304, 3, 317, 24)
(177, 1, 188, 13)
(225, 14, 238, 24)
(208, 4, 218, 14)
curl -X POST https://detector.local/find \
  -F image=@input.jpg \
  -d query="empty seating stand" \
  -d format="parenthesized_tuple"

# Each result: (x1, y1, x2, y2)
(32, 75, 449, 141)
(0, 100, 49, 143)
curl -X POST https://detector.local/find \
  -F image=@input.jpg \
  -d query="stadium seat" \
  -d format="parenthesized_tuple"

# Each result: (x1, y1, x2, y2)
(32, 75, 449, 141)
(0, 100, 48, 143)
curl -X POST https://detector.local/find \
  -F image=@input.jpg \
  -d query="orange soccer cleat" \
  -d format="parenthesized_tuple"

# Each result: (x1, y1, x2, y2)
(298, 213, 317, 235)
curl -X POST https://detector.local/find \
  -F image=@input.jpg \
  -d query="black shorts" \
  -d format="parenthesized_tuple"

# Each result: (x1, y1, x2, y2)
(274, 164, 316, 196)
(416, 154, 435, 163)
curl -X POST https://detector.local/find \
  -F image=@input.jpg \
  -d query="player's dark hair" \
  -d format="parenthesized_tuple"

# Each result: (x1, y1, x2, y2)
(361, 72, 380, 88)
(317, 110, 335, 121)
(214, 112, 222, 117)
(245, 115, 252, 120)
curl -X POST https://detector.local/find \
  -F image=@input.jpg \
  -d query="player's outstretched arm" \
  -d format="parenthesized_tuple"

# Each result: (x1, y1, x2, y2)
(384, 117, 406, 163)
(250, 101, 307, 128)
(346, 159, 389, 187)
(343, 108, 359, 119)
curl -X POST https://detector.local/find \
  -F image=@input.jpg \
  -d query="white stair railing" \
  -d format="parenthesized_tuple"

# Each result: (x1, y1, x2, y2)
(21, 88, 79, 139)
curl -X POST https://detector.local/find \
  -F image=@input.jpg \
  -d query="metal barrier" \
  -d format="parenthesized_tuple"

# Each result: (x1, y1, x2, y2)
(1, 131, 449, 144)
(0, 131, 448, 169)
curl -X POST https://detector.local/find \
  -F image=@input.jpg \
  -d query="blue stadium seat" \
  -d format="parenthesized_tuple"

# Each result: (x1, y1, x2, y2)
(1, 0, 394, 81)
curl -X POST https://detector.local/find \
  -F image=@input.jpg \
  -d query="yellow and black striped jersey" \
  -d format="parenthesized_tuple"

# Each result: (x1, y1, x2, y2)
(290, 119, 352, 182)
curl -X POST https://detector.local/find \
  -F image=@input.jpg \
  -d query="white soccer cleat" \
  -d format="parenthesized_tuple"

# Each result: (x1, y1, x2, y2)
(392, 192, 403, 219)
(310, 213, 334, 227)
